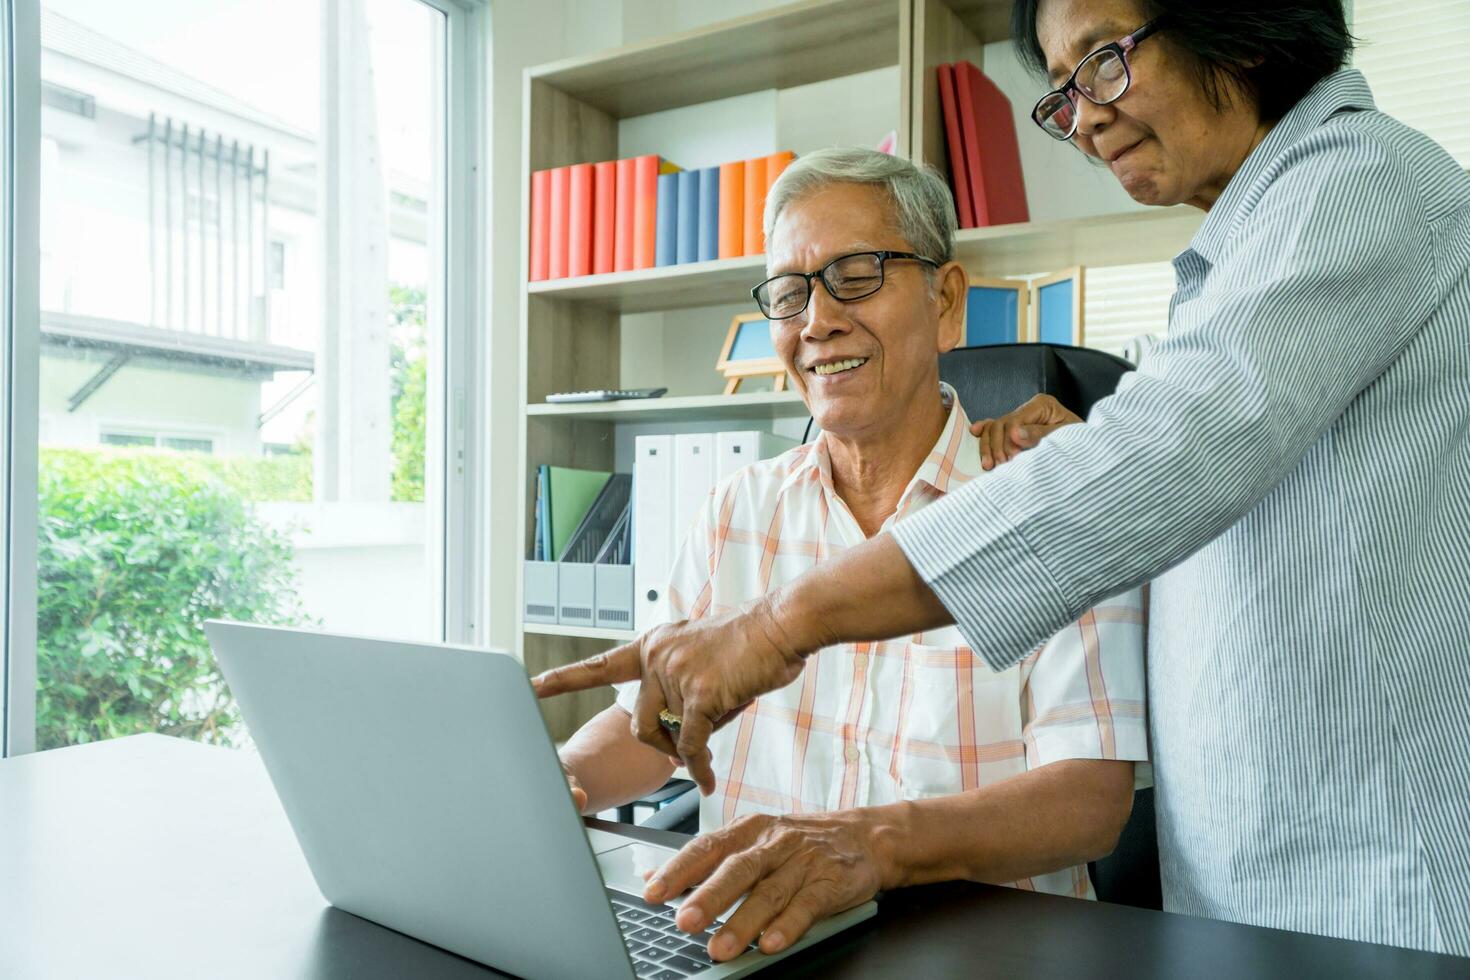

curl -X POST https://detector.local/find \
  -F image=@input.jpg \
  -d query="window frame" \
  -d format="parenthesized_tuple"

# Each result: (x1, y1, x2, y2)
(1, 0, 492, 754)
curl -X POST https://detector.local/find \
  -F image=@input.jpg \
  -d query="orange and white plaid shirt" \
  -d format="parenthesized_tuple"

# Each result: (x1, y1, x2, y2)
(617, 385, 1148, 898)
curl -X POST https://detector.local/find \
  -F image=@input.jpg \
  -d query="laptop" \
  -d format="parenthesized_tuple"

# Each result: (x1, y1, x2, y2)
(205, 621, 875, 980)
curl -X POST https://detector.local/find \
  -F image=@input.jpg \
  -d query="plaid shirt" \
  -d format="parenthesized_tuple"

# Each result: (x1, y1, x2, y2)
(618, 385, 1148, 898)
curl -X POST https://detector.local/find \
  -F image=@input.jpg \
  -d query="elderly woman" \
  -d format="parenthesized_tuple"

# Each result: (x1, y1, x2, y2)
(537, 0, 1470, 958)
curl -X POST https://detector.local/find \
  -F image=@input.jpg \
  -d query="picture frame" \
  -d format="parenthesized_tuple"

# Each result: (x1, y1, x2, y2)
(716, 313, 788, 394)
(965, 277, 1030, 346)
(1030, 266, 1086, 347)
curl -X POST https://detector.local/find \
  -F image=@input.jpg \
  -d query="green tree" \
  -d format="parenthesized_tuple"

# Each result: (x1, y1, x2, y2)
(36, 448, 309, 749)
(389, 283, 427, 503)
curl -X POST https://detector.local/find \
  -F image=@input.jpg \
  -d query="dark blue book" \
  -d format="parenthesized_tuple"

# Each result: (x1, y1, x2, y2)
(676, 170, 700, 265)
(697, 165, 720, 262)
(655, 172, 679, 267)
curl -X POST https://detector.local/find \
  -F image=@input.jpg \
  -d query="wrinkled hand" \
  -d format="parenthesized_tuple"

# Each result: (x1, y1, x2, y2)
(971, 393, 1082, 470)
(642, 811, 886, 962)
(531, 599, 806, 795)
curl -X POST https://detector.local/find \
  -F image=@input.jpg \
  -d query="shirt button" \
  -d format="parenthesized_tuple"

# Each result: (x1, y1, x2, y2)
(854, 653, 868, 668)
(845, 745, 860, 763)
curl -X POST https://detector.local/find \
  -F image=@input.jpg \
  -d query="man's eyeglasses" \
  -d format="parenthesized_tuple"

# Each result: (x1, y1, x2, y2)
(1032, 18, 1165, 141)
(752, 250, 940, 320)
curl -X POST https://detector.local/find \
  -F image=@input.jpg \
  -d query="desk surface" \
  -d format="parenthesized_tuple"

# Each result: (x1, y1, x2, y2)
(1, 736, 1464, 979)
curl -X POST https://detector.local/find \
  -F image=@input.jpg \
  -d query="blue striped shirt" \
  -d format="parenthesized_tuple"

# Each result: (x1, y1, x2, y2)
(891, 69, 1470, 956)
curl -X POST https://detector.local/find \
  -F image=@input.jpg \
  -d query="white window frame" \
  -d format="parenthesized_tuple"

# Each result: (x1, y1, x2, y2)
(0, 0, 492, 753)
(4, 0, 40, 757)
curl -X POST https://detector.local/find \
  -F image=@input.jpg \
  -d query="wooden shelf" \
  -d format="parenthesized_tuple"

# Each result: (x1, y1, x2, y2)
(525, 623, 636, 643)
(528, 391, 806, 423)
(528, 0, 902, 118)
(527, 253, 765, 313)
(943, 0, 1013, 44)
(954, 207, 1204, 276)
(527, 208, 1202, 314)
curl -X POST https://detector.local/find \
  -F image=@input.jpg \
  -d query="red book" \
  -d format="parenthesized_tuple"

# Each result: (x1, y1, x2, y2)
(592, 161, 616, 275)
(718, 161, 744, 260)
(548, 165, 571, 280)
(632, 154, 667, 270)
(614, 158, 636, 272)
(742, 157, 767, 256)
(937, 64, 975, 228)
(954, 61, 1029, 226)
(567, 163, 594, 277)
(529, 169, 551, 281)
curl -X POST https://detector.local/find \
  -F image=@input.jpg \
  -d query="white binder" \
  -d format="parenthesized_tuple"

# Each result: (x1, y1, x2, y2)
(633, 434, 674, 630)
(716, 430, 797, 484)
(672, 433, 716, 554)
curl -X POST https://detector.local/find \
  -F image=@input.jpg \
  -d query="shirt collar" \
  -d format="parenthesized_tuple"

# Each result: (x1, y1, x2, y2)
(784, 382, 978, 506)
(1190, 68, 1376, 263)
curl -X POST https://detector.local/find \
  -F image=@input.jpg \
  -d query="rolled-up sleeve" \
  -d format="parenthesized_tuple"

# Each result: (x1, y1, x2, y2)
(891, 127, 1436, 670)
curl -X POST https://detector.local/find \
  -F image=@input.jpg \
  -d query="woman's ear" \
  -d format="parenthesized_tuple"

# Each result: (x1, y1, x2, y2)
(935, 261, 968, 353)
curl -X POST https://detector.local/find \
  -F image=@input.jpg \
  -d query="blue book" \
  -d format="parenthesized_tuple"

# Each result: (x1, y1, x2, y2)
(537, 464, 551, 560)
(655, 172, 679, 267)
(697, 165, 719, 263)
(676, 170, 700, 265)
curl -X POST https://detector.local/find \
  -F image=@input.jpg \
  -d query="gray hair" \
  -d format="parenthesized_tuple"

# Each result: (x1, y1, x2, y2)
(763, 147, 957, 264)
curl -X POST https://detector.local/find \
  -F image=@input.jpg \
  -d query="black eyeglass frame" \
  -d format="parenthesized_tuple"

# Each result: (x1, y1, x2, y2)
(751, 250, 941, 320)
(1031, 18, 1165, 142)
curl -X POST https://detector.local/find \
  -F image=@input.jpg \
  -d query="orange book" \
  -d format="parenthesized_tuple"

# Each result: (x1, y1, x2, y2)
(567, 163, 594, 277)
(592, 161, 616, 275)
(632, 155, 681, 270)
(718, 160, 745, 261)
(742, 157, 767, 256)
(548, 165, 571, 280)
(528, 169, 551, 282)
(764, 150, 795, 190)
(614, 158, 636, 272)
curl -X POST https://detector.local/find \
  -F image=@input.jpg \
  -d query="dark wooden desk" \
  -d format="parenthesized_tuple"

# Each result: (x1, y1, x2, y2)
(1, 735, 1464, 979)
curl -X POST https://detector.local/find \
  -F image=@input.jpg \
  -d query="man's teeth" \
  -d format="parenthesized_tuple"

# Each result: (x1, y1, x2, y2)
(813, 358, 868, 376)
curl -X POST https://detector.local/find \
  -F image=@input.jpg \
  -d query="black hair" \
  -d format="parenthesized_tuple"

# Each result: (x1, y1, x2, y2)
(1011, 0, 1354, 123)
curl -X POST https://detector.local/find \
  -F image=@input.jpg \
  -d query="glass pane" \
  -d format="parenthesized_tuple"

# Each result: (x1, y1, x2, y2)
(1, 0, 11, 750)
(35, 0, 447, 750)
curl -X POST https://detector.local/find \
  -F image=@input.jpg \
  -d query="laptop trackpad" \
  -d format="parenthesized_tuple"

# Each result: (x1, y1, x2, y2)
(596, 841, 681, 901)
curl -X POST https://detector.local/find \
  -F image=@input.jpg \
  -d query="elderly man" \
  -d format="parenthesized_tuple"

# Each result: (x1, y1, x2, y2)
(537, 148, 1147, 962)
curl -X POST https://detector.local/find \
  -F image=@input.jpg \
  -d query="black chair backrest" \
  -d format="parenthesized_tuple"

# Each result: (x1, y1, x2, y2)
(937, 342, 1134, 421)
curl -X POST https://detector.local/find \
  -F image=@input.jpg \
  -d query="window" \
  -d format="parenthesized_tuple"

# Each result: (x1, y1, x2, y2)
(1353, 0, 1470, 168)
(32, 0, 451, 751)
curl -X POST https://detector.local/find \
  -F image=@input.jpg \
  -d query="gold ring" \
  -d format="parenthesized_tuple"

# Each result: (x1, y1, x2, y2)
(658, 709, 683, 734)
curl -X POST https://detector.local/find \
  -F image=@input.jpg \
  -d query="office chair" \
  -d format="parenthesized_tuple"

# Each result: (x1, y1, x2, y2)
(624, 343, 1161, 908)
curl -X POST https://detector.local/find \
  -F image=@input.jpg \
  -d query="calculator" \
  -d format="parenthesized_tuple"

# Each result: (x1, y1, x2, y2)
(545, 388, 668, 403)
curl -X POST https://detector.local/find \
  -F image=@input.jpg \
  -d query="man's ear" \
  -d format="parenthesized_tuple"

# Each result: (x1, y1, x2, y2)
(934, 261, 967, 353)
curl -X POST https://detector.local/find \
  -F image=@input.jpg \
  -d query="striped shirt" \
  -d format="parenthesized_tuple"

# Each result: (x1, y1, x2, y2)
(891, 70, 1470, 956)
(619, 386, 1148, 899)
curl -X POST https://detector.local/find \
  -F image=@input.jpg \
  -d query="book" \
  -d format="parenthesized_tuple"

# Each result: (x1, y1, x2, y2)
(567, 162, 594, 277)
(634, 155, 681, 270)
(937, 64, 976, 228)
(528, 169, 551, 281)
(764, 150, 795, 190)
(697, 165, 720, 262)
(718, 160, 744, 260)
(742, 156, 767, 255)
(535, 464, 550, 559)
(547, 466, 613, 561)
(548, 165, 571, 280)
(655, 171, 679, 267)
(954, 61, 1029, 226)
(614, 158, 636, 272)
(676, 169, 700, 265)
(592, 160, 616, 275)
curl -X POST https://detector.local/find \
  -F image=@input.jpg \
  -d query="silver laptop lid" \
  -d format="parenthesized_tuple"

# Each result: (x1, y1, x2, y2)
(205, 620, 631, 980)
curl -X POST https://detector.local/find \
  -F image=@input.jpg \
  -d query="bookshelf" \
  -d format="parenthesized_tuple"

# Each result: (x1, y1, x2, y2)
(517, 0, 1198, 739)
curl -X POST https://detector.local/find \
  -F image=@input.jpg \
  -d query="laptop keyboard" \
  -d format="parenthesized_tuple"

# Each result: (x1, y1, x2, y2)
(610, 891, 758, 978)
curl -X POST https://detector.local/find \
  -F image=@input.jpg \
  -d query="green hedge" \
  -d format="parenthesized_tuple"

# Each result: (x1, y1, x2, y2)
(36, 448, 310, 749)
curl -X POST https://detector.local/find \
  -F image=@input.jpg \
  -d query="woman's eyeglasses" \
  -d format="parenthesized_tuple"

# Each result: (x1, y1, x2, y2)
(1032, 18, 1165, 141)
(751, 250, 939, 320)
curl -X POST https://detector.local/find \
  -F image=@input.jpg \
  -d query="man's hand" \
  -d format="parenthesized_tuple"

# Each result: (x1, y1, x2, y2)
(643, 811, 889, 962)
(971, 393, 1082, 470)
(531, 598, 808, 795)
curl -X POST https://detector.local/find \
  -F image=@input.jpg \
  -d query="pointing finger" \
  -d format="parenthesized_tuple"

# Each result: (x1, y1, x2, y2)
(531, 642, 641, 697)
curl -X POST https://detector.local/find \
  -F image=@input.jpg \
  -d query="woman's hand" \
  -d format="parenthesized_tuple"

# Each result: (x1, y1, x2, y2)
(643, 810, 890, 961)
(972, 393, 1082, 470)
